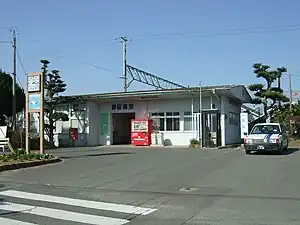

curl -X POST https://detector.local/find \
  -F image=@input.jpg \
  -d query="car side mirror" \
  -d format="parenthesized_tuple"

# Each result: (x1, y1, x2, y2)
(244, 132, 248, 135)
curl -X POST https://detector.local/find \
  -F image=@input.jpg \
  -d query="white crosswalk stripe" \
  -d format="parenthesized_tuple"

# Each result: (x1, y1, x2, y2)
(0, 189, 157, 225)
(0, 217, 38, 225)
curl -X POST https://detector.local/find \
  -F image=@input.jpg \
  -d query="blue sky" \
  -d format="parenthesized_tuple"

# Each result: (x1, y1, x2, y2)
(1, 0, 300, 97)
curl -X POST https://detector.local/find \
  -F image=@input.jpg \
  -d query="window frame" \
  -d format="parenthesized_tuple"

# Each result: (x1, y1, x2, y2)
(165, 112, 180, 131)
(183, 111, 198, 131)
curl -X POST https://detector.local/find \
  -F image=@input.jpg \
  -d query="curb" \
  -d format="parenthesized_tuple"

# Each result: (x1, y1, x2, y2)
(0, 157, 62, 172)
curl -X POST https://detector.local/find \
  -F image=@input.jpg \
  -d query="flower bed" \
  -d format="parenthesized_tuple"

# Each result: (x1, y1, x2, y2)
(0, 150, 61, 172)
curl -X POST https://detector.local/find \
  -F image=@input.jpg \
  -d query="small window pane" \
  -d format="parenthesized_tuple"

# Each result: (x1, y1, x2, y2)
(159, 118, 165, 131)
(129, 104, 134, 109)
(112, 104, 116, 110)
(184, 117, 192, 131)
(123, 104, 128, 110)
(173, 112, 180, 116)
(184, 112, 192, 116)
(166, 112, 173, 116)
(166, 118, 172, 130)
(174, 118, 180, 130)
(158, 112, 164, 116)
(117, 104, 122, 110)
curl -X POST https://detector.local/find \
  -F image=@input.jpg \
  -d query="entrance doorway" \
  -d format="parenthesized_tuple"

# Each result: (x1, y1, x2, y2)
(112, 113, 135, 145)
(202, 111, 221, 147)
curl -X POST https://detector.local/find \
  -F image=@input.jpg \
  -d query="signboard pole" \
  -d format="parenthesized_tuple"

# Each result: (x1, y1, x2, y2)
(40, 72, 45, 154)
(25, 91, 30, 154)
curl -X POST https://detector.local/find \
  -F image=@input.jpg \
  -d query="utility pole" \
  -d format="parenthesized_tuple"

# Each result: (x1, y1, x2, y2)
(289, 70, 293, 110)
(278, 76, 281, 107)
(116, 36, 128, 92)
(11, 28, 17, 131)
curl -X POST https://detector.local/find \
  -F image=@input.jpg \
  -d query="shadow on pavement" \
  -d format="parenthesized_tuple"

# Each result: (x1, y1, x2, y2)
(251, 147, 299, 156)
(59, 152, 134, 159)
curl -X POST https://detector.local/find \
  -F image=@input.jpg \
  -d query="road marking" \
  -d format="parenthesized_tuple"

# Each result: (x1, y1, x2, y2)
(0, 202, 129, 225)
(0, 217, 38, 225)
(0, 190, 157, 215)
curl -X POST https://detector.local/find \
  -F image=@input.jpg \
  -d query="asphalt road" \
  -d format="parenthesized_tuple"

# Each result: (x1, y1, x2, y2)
(0, 146, 300, 225)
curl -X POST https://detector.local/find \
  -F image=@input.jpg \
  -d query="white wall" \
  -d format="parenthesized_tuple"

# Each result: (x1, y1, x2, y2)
(86, 101, 99, 146)
(223, 97, 241, 144)
(94, 96, 222, 146)
(28, 94, 243, 147)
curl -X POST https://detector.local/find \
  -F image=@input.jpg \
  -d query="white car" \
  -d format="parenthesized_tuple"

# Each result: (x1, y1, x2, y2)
(244, 123, 289, 154)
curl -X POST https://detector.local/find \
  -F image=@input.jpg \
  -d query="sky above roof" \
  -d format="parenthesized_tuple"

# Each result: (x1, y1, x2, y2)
(1, 0, 300, 101)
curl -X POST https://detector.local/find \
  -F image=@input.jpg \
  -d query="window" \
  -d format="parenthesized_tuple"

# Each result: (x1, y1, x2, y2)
(112, 104, 116, 111)
(61, 120, 70, 133)
(229, 112, 239, 125)
(123, 104, 128, 110)
(183, 111, 198, 131)
(166, 112, 180, 131)
(71, 119, 85, 133)
(117, 104, 122, 110)
(150, 112, 165, 131)
(250, 124, 280, 135)
(129, 104, 134, 110)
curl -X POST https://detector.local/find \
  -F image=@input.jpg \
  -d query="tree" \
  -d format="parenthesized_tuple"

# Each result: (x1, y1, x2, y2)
(270, 103, 300, 138)
(41, 60, 69, 145)
(0, 70, 25, 126)
(249, 63, 289, 119)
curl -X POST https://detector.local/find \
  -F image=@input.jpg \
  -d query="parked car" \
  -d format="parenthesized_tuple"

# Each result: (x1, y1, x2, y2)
(244, 123, 288, 154)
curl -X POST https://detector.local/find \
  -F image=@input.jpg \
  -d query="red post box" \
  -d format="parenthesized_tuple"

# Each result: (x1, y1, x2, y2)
(69, 128, 78, 146)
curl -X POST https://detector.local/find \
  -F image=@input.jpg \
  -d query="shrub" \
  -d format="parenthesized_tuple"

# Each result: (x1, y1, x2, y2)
(0, 151, 54, 163)
(190, 138, 200, 145)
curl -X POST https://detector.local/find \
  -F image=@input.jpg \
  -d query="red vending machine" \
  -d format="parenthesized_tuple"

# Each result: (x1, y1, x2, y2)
(131, 119, 153, 146)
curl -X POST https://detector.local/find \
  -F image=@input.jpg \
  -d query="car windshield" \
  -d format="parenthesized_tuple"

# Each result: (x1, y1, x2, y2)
(250, 125, 281, 134)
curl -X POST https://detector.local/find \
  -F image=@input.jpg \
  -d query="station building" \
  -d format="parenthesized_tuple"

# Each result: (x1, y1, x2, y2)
(36, 85, 252, 148)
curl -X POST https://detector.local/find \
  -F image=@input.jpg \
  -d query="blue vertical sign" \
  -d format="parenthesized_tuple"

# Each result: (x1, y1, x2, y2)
(28, 93, 41, 111)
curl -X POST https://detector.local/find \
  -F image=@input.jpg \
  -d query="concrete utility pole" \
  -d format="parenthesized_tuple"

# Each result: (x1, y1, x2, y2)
(11, 28, 17, 131)
(116, 36, 128, 92)
(289, 70, 293, 110)
(278, 76, 281, 107)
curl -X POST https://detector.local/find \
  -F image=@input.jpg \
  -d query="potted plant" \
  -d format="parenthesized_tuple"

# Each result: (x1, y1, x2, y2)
(190, 138, 200, 148)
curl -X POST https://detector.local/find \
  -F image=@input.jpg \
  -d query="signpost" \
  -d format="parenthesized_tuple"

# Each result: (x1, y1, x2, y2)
(25, 72, 45, 154)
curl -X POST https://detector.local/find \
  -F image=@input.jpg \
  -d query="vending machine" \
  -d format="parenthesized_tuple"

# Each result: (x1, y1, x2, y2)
(131, 119, 153, 146)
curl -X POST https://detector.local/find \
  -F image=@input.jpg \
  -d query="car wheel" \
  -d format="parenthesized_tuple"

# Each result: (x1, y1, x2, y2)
(245, 150, 251, 155)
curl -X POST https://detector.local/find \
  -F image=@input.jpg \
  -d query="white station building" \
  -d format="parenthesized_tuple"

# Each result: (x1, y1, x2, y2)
(32, 85, 252, 148)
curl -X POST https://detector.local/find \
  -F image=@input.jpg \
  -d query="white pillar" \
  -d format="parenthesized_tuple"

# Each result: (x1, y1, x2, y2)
(220, 96, 226, 146)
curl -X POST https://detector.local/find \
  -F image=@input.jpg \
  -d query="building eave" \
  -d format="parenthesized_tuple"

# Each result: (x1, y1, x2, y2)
(59, 84, 252, 103)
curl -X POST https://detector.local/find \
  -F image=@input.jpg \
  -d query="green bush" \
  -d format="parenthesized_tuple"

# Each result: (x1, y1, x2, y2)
(190, 138, 200, 145)
(0, 151, 54, 163)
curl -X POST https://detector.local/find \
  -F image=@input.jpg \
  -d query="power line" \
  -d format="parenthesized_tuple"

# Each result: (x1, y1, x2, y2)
(131, 24, 300, 42)
(16, 49, 27, 76)
(19, 34, 120, 75)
